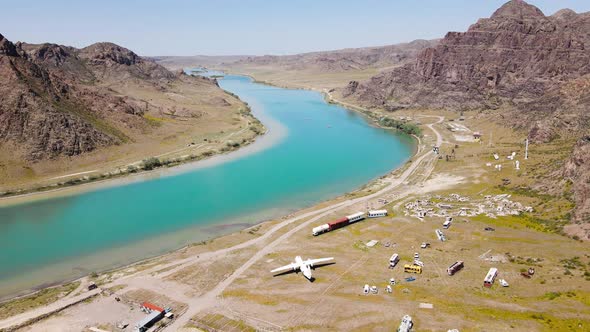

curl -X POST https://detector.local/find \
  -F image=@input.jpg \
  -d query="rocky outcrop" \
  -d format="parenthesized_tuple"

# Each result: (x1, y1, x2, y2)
(79, 42, 175, 80)
(0, 37, 124, 160)
(563, 136, 590, 226)
(344, 1, 590, 233)
(0, 33, 18, 56)
(346, 0, 590, 110)
(0, 34, 183, 161)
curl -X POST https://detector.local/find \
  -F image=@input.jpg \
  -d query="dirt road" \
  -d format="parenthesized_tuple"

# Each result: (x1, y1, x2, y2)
(0, 116, 443, 331)
(163, 116, 444, 331)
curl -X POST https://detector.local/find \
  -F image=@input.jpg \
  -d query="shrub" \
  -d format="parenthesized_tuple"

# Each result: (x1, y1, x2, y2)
(141, 157, 162, 171)
(379, 117, 422, 136)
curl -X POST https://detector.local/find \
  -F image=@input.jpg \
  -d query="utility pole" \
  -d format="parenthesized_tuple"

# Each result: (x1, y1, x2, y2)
(524, 138, 529, 160)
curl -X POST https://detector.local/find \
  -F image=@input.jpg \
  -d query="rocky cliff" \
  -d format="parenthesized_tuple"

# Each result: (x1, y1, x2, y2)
(0, 33, 189, 161)
(343, 0, 590, 234)
(344, 0, 590, 111)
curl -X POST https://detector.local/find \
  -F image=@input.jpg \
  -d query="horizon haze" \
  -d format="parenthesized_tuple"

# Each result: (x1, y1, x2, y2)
(1, 0, 590, 56)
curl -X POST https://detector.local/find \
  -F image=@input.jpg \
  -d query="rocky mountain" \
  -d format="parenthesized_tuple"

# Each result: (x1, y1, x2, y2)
(344, 0, 590, 112)
(234, 39, 438, 72)
(0, 33, 209, 161)
(343, 0, 590, 230)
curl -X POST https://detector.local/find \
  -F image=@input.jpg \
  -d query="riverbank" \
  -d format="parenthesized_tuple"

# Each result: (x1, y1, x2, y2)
(0, 73, 415, 303)
(4, 91, 585, 331)
(221, 68, 424, 139)
(0, 92, 267, 208)
(0, 110, 433, 330)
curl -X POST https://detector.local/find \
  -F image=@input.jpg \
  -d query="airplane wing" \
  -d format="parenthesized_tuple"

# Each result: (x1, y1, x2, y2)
(271, 262, 298, 273)
(304, 257, 334, 266)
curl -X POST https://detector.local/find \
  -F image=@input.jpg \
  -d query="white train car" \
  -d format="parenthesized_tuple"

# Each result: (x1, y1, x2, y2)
(368, 209, 388, 218)
(347, 212, 365, 223)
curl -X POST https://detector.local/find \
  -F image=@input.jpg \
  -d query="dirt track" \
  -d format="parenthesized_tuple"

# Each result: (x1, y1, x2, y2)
(0, 116, 443, 331)
(163, 116, 444, 331)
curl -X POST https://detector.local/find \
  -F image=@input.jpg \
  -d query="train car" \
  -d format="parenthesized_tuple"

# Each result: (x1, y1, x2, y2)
(312, 224, 330, 236)
(368, 209, 388, 218)
(329, 217, 352, 231)
(347, 212, 365, 223)
(311, 212, 365, 236)
(436, 229, 446, 242)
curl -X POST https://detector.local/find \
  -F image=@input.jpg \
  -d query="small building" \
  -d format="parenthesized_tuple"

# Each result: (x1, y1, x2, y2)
(135, 310, 164, 332)
(473, 132, 482, 141)
(366, 240, 379, 247)
(141, 302, 164, 314)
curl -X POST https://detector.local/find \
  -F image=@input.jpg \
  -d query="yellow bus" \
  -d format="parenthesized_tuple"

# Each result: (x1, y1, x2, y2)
(404, 264, 422, 274)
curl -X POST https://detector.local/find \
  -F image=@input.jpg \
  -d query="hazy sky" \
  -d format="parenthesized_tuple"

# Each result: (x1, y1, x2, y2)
(1, 0, 589, 56)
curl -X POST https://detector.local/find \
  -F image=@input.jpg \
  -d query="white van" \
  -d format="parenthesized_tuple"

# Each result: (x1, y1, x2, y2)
(443, 217, 452, 229)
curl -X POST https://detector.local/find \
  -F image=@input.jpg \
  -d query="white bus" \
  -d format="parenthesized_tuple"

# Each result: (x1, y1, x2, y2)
(443, 218, 452, 229)
(484, 267, 498, 287)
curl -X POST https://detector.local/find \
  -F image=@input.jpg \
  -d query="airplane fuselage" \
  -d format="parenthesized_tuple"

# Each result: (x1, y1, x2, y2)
(295, 256, 313, 280)
(271, 255, 333, 281)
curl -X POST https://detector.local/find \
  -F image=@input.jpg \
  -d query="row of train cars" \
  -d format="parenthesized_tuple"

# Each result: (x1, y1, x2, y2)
(311, 210, 387, 236)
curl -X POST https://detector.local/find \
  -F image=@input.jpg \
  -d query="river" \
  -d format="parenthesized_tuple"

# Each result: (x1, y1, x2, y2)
(0, 74, 414, 298)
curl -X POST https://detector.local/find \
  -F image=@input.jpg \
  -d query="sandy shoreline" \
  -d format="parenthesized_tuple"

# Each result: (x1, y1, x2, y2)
(0, 80, 285, 208)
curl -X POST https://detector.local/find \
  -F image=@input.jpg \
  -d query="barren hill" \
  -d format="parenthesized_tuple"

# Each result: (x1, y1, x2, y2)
(234, 39, 438, 72)
(0, 34, 251, 188)
(154, 40, 439, 90)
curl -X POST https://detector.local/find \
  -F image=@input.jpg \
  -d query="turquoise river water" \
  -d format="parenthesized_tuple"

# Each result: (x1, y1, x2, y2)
(0, 74, 414, 298)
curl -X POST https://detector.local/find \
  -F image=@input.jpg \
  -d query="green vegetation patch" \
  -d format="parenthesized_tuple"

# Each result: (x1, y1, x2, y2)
(143, 114, 165, 127)
(0, 282, 79, 320)
(471, 214, 548, 233)
(437, 298, 590, 331)
(379, 117, 422, 136)
(141, 157, 163, 170)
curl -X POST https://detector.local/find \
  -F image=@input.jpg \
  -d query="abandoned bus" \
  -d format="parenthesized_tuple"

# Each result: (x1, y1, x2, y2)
(389, 253, 400, 268)
(403, 264, 422, 274)
(484, 267, 498, 287)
